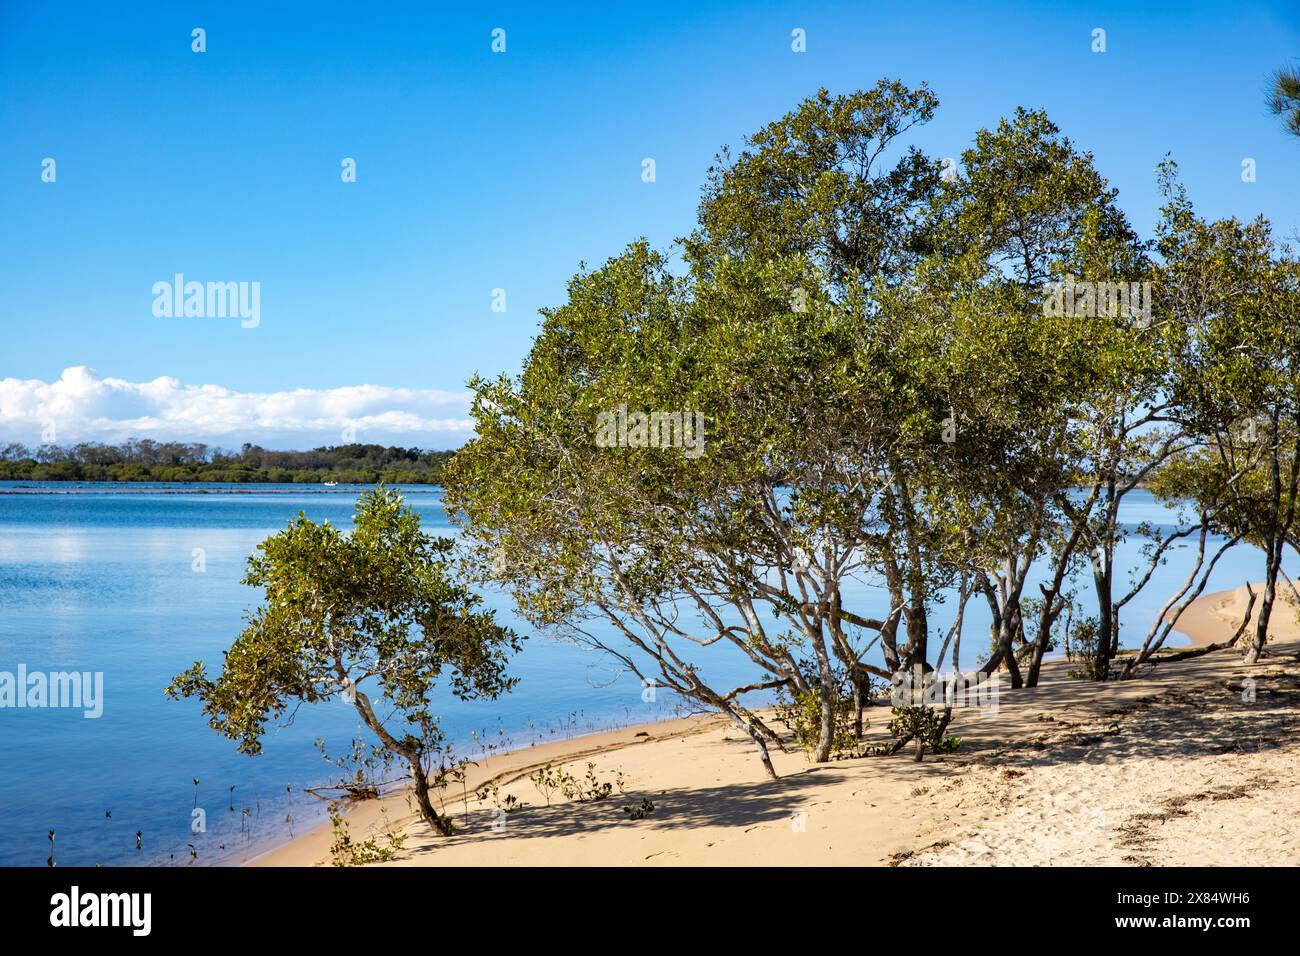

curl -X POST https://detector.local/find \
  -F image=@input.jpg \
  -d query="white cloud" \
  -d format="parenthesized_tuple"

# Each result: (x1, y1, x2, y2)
(0, 367, 474, 449)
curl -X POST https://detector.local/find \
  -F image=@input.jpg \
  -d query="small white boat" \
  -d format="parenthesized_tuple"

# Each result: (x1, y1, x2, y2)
(323, 481, 339, 487)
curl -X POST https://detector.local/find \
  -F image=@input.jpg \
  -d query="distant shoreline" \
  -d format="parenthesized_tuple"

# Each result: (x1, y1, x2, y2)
(0, 481, 441, 495)
(0, 443, 455, 486)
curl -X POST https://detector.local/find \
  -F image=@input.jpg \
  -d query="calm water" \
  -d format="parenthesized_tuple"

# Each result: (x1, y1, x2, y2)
(0, 484, 693, 867)
(0, 483, 1290, 866)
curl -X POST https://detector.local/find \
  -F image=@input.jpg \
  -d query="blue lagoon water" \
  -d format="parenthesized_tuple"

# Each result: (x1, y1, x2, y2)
(0, 483, 1290, 866)
(0, 484, 690, 867)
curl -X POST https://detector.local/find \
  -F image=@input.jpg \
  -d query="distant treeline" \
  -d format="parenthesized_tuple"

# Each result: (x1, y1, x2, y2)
(0, 441, 456, 485)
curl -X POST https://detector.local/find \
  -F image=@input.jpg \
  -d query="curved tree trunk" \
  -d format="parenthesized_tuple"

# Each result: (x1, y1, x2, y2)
(407, 753, 455, 835)
(1091, 553, 1115, 681)
(727, 710, 778, 780)
(852, 676, 865, 739)
(813, 666, 836, 763)
(348, 681, 455, 836)
(1244, 543, 1278, 664)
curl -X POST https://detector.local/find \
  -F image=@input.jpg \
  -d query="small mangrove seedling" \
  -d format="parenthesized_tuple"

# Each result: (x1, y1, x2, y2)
(529, 763, 573, 806)
(476, 781, 525, 814)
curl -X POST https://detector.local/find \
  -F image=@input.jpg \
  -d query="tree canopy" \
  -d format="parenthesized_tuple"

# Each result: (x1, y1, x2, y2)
(444, 81, 1299, 775)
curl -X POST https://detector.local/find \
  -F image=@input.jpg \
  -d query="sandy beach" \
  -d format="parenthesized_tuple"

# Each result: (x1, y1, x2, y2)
(255, 584, 1300, 867)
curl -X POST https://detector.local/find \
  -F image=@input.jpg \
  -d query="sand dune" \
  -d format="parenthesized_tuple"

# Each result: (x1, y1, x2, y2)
(254, 583, 1300, 867)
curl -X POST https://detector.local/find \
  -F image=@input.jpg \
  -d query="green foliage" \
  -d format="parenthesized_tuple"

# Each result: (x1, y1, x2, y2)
(569, 762, 618, 802)
(166, 487, 520, 834)
(1268, 66, 1300, 137)
(529, 762, 624, 805)
(437, 82, 1294, 781)
(528, 764, 572, 806)
(441, 79, 1175, 768)
(774, 669, 861, 760)
(1065, 616, 1111, 681)
(691, 80, 941, 293)
(328, 807, 407, 867)
(1152, 159, 1299, 661)
(475, 781, 525, 814)
(885, 705, 961, 762)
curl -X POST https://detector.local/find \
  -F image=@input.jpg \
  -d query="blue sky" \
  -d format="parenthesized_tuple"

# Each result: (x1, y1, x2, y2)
(2, 0, 1297, 448)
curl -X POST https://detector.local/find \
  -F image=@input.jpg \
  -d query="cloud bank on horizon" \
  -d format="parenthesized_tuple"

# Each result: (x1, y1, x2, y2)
(0, 367, 473, 450)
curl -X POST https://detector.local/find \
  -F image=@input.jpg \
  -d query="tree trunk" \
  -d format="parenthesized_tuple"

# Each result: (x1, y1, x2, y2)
(728, 711, 778, 780)
(906, 591, 929, 670)
(407, 753, 455, 835)
(1002, 616, 1023, 689)
(1025, 611, 1051, 688)
(881, 557, 905, 672)
(1092, 555, 1114, 681)
(852, 675, 865, 739)
(1244, 538, 1279, 664)
(347, 680, 454, 836)
(1246, 411, 1290, 664)
(731, 700, 787, 749)
(813, 673, 835, 763)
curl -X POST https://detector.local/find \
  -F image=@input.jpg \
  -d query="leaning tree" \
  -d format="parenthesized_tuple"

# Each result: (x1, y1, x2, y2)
(168, 487, 520, 834)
